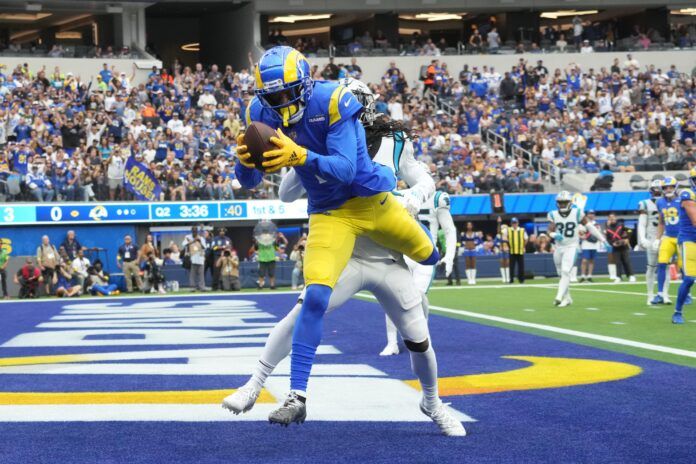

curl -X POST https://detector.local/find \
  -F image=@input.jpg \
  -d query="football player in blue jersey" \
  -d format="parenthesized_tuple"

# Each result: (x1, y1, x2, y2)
(234, 46, 439, 425)
(672, 169, 696, 324)
(652, 177, 682, 305)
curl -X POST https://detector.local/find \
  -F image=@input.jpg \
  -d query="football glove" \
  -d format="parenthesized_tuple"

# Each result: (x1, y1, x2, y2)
(553, 232, 563, 243)
(263, 129, 307, 173)
(439, 257, 454, 277)
(395, 189, 422, 217)
(235, 133, 256, 169)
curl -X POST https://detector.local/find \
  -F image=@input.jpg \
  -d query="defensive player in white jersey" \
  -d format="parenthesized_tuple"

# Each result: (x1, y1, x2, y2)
(637, 180, 662, 305)
(380, 187, 457, 356)
(548, 191, 606, 307)
(222, 78, 465, 436)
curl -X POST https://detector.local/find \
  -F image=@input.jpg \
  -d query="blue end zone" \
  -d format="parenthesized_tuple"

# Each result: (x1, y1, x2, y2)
(0, 294, 694, 463)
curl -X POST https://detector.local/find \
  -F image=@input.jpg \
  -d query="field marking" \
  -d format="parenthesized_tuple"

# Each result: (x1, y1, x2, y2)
(358, 294, 696, 360)
(633, 313, 647, 316)
(523, 309, 536, 312)
(567, 288, 647, 297)
(585, 307, 600, 311)
(428, 281, 653, 291)
(610, 322, 627, 325)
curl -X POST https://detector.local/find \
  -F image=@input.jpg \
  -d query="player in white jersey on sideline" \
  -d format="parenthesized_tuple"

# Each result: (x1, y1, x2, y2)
(222, 78, 465, 436)
(637, 180, 662, 305)
(548, 191, 607, 307)
(380, 187, 457, 356)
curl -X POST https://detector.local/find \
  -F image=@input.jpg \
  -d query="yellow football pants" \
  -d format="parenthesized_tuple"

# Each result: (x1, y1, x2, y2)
(658, 236, 682, 268)
(680, 242, 696, 278)
(304, 193, 434, 288)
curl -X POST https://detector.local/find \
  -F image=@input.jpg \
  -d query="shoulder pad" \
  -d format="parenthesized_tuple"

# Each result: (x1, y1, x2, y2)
(435, 191, 450, 209)
(325, 83, 362, 126)
(681, 189, 696, 202)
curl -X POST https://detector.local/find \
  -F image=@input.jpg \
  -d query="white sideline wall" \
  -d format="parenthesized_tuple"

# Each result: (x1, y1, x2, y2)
(0, 57, 162, 86)
(312, 50, 696, 86)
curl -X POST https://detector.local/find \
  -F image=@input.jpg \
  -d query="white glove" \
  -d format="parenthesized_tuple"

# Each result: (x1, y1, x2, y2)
(639, 240, 651, 251)
(395, 189, 422, 217)
(439, 257, 453, 277)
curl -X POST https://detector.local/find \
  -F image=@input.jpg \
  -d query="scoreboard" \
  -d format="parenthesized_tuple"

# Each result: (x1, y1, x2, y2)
(1, 200, 309, 225)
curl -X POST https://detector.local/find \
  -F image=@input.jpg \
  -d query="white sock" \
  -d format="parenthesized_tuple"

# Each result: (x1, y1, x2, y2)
(472, 269, 477, 282)
(500, 268, 505, 282)
(570, 267, 578, 281)
(646, 266, 656, 299)
(385, 314, 398, 346)
(502, 267, 510, 282)
(663, 273, 671, 300)
(248, 302, 300, 390)
(409, 346, 440, 411)
(608, 264, 617, 280)
(556, 273, 570, 301)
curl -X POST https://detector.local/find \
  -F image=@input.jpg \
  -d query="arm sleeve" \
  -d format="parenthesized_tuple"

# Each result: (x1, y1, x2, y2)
(585, 220, 605, 242)
(300, 116, 359, 184)
(234, 162, 263, 189)
(278, 169, 306, 202)
(397, 148, 435, 206)
(637, 213, 648, 245)
(436, 208, 457, 264)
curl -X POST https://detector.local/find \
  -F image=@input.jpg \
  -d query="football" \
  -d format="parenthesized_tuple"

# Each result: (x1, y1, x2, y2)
(243, 121, 278, 171)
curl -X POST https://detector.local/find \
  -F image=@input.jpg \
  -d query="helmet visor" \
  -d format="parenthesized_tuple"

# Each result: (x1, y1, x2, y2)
(257, 81, 303, 109)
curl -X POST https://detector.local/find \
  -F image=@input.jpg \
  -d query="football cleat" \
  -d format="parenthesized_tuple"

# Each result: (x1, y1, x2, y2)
(553, 299, 562, 306)
(558, 298, 571, 308)
(420, 400, 467, 437)
(629, 276, 637, 283)
(613, 278, 622, 284)
(268, 392, 307, 426)
(379, 343, 400, 356)
(672, 312, 684, 324)
(650, 295, 665, 305)
(222, 384, 260, 415)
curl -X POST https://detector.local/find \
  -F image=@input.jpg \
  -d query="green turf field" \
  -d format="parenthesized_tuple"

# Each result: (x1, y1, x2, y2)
(417, 278, 696, 368)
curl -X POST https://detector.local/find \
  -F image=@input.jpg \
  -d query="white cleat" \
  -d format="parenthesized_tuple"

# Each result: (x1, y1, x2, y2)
(420, 400, 467, 437)
(558, 298, 571, 308)
(222, 384, 261, 415)
(379, 344, 400, 356)
(613, 278, 622, 284)
(629, 276, 637, 283)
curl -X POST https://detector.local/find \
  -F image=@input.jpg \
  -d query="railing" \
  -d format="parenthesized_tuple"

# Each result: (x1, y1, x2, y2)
(480, 128, 508, 155)
(511, 144, 561, 187)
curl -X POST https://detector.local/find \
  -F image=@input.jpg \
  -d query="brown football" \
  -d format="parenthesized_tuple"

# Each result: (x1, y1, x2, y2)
(243, 121, 277, 171)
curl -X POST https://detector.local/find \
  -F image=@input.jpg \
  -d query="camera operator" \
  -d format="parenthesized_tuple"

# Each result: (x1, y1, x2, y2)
(141, 251, 166, 294)
(182, 226, 207, 291)
(290, 236, 306, 290)
(216, 249, 240, 291)
(211, 227, 232, 290)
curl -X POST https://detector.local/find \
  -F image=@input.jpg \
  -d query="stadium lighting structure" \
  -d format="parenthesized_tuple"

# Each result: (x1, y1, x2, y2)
(540, 10, 599, 19)
(672, 8, 696, 15)
(399, 13, 465, 21)
(269, 14, 332, 24)
(25, 2, 42, 12)
(181, 43, 200, 52)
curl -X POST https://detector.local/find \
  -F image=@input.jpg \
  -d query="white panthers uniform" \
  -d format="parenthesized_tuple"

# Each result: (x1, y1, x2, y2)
(548, 206, 583, 303)
(278, 131, 435, 340)
(637, 198, 659, 267)
(404, 190, 457, 293)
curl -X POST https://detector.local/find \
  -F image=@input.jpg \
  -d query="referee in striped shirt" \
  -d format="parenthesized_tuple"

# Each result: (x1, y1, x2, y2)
(508, 218, 528, 284)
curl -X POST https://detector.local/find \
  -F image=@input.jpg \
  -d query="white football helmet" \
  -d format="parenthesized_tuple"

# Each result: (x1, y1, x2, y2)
(648, 179, 662, 199)
(556, 190, 573, 214)
(338, 77, 376, 126)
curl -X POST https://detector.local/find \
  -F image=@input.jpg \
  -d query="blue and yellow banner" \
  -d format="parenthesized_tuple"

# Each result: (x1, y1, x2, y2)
(124, 156, 162, 202)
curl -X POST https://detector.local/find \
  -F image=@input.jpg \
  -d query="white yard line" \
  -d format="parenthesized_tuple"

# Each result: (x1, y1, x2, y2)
(356, 293, 696, 360)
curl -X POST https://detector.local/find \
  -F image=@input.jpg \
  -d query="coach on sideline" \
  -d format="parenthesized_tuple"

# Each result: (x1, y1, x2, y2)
(508, 217, 528, 284)
(117, 235, 142, 293)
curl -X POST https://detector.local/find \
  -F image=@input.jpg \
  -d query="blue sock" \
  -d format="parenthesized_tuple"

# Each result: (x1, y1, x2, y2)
(290, 284, 332, 394)
(656, 264, 667, 295)
(675, 277, 694, 313)
(419, 247, 440, 265)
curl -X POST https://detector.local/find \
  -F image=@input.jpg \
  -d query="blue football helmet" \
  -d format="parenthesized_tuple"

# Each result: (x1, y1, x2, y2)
(254, 46, 313, 126)
(661, 177, 678, 199)
(690, 168, 696, 191)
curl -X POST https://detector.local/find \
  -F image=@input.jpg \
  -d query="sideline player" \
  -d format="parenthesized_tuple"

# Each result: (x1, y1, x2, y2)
(637, 180, 662, 305)
(673, 168, 696, 324)
(224, 78, 465, 435)
(579, 210, 601, 282)
(652, 177, 681, 305)
(548, 191, 606, 307)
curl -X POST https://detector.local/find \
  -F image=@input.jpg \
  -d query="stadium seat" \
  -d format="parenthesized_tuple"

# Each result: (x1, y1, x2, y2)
(675, 173, 687, 182)
(651, 173, 666, 182)
(629, 174, 648, 190)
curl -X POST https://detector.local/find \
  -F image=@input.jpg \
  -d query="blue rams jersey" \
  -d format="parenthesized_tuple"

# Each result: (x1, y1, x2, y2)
(238, 80, 395, 213)
(678, 189, 696, 243)
(657, 197, 681, 238)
